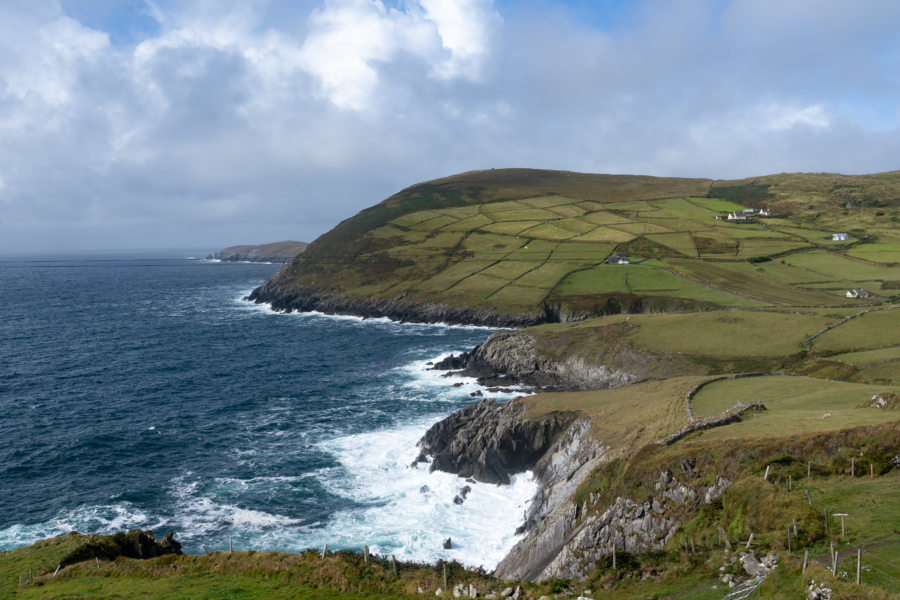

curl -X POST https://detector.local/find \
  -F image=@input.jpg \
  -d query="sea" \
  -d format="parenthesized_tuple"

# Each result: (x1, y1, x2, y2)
(0, 250, 535, 569)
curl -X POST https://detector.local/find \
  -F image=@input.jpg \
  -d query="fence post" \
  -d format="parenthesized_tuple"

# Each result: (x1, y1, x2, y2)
(443, 563, 448, 589)
(856, 548, 861, 585)
(364, 546, 369, 565)
(802, 549, 809, 574)
(230, 537, 233, 554)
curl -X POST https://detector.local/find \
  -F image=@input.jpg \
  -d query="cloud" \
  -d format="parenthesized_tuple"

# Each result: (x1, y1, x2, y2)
(0, 0, 898, 253)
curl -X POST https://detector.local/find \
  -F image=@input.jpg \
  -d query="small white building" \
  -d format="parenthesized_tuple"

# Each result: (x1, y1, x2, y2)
(759, 208, 772, 217)
(846, 288, 870, 298)
(608, 253, 630, 265)
(832, 232, 849, 241)
(727, 211, 748, 221)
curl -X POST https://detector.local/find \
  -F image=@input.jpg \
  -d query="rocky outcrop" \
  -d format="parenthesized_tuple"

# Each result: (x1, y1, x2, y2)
(249, 276, 544, 327)
(413, 399, 580, 485)
(412, 397, 743, 582)
(208, 240, 307, 263)
(433, 329, 677, 391)
(60, 530, 182, 567)
(525, 470, 732, 581)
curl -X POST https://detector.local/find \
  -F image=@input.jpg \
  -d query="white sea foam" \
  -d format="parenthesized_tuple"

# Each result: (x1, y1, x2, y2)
(167, 479, 302, 535)
(307, 419, 537, 569)
(236, 294, 503, 331)
(396, 354, 533, 402)
(0, 503, 158, 550)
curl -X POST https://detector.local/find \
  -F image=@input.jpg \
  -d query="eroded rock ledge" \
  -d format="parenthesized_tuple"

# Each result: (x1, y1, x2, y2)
(433, 329, 655, 391)
(412, 399, 580, 485)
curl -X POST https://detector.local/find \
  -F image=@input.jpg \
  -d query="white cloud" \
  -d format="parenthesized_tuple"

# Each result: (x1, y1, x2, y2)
(0, 0, 899, 253)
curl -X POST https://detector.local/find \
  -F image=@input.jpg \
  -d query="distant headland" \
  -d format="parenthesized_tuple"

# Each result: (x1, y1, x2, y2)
(207, 240, 307, 263)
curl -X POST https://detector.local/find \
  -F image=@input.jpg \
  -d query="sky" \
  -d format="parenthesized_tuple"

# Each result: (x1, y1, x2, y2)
(1, 0, 899, 253)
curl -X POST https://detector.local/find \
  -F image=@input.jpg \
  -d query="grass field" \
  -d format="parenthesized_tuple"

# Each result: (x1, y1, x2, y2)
(690, 376, 900, 438)
(279, 168, 900, 317)
(629, 311, 833, 356)
(812, 308, 900, 353)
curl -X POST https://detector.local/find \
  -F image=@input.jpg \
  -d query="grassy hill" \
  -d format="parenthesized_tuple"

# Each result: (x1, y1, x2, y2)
(260, 169, 900, 322)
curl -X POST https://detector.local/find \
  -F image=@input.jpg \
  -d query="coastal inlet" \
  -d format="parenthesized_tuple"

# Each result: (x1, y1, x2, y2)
(0, 253, 533, 568)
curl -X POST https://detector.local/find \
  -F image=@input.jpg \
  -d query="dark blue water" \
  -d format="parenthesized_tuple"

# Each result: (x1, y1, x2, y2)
(0, 252, 534, 567)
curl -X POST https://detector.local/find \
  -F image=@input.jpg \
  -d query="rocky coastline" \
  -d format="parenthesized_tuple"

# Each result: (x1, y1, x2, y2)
(248, 280, 549, 328)
(413, 398, 737, 583)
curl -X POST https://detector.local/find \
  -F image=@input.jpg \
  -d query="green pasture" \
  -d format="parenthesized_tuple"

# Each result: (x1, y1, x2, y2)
(854, 361, 900, 385)
(479, 220, 545, 235)
(579, 211, 633, 225)
(518, 194, 580, 208)
(414, 259, 495, 291)
(570, 226, 636, 243)
(391, 209, 444, 228)
(504, 239, 557, 261)
(812, 309, 900, 353)
(484, 207, 560, 222)
(785, 252, 899, 280)
(447, 273, 510, 298)
(625, 266, 759, 306)
(830, 347, 900, 367)
(410, 214, 460, 231)
(516, 261, 586, 288)
(479, 260, 539, 280)
(685, 196, 746, 213)
(440, 213, 494, 231)
(736, 237, 810, 258)
(553, 265, 630, 295)
(691, 376, 900, 438)
(478, 200, 530, 212)
(609, 222, 673, 234)
(553, 217, 596, 234)
(547, 204, 587, 218)
(461, 232, 525, 255)
(629, 310, 832, 357)
(666, 259, 840, 305)
(848, 243, 900, 264)
(647, 197, 720, 219)
(519, 222, 579, 240)
(707, 223, 772, 238)
(550, 241, 614, 261)
(645, 232, 697, 257)
(486, 283, 550, 306)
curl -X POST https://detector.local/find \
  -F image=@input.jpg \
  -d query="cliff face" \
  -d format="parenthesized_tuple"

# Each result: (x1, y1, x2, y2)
(249, 272, 546, 327)
(415, 399, 733, 582)
(208, 241, 307, 263)
(433, 328, 697, 391)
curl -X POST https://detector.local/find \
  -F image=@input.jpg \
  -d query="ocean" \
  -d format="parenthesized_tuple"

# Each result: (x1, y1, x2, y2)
(0, 251, 534, 569)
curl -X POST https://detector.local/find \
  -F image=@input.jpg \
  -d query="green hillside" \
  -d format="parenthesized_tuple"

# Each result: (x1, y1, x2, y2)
(264, 169, 900, 321)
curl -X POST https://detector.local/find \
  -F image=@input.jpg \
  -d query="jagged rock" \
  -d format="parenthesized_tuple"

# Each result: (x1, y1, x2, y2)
(443, 538, 452, 549)
(740, 552, 761, 576)
(807, 580, 832, 600)
(500, 587, 513, 597)
(249, 278, 543, 328)
(436, 588, 443, 596)
(414, 399, 579, 485)
(704, 476, 731, 504)
(512, 586, 521, 600)
(432, 330, 641, 391)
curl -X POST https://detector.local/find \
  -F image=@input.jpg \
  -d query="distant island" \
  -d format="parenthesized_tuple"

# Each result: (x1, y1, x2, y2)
(207, 240, 307, 263)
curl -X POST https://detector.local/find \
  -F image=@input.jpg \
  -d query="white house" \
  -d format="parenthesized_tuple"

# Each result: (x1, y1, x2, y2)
(608, 253, 630, 264)
(846, 288, 870, 298)
(727, 211, 748, 221)
(759, 208, 772, 217)
(832, 233, 849, 241)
